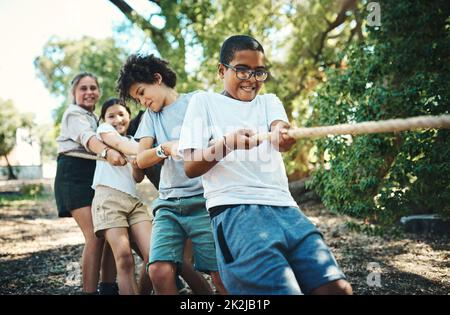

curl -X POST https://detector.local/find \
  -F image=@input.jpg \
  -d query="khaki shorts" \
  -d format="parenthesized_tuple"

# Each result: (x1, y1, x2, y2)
(92, 185, 152, 237)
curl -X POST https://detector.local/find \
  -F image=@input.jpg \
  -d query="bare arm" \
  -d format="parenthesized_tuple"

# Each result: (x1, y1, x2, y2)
(86, 135, 127, 166)
(100, 131, 139, 155)
(184, 129, 261, 178)
(86, 135, 107, 155)
(136, 137, 179, 169)
(184, 138, 228, 178)
(137, 137, 159, 169)
(130, 159, 145, 183)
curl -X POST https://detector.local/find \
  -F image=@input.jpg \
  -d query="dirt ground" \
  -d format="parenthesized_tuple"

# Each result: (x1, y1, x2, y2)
(0, 179, 448, 295)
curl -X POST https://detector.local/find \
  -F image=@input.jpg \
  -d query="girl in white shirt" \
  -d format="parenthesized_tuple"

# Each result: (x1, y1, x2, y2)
(91, 98, 152, 294)
(92, 98, 212, 295)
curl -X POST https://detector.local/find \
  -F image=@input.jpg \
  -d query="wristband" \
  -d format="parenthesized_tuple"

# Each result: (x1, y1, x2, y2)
(98, 147, 110, 159)
(156, 144, 168, 159)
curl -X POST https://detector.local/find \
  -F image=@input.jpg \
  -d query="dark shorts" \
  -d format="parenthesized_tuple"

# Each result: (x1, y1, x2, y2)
(54, 155, 96, 218)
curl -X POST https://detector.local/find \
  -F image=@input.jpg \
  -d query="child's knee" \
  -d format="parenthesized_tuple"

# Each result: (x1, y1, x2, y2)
(148, 262, 176, 285)
(337, 280, 353, 295)
(210, 271, 227, 294)
(115, 251, 135, 272)
(312, 279, 352, 295)
(85, 235, 104, 248)
(210, 271, 222, 285)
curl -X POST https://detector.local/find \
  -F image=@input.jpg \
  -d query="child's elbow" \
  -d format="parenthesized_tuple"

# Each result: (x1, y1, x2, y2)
(184, 162, 199, 178)
(185, 168, 197, 179)
(136, 154, 146, 169)
(132, 171, 144, 183)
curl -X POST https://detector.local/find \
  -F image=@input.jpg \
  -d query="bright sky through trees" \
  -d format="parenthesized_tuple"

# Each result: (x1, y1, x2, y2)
(0, 0, 157, 124)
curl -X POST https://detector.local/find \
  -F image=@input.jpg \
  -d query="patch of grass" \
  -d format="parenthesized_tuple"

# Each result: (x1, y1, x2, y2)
(20, 183, 45, 196)
(0, 183, 48, 206)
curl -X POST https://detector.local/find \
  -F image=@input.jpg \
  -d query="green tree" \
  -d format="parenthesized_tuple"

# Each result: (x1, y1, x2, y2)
(34, 36, 130, 124)
(308, 0, 450, 223)
(0, 99, 34, 179)
(35, 1, 367, 179)
(109, 0, 361, 104)
(109, 0, 364, 179)
(109, 0, 216, 92)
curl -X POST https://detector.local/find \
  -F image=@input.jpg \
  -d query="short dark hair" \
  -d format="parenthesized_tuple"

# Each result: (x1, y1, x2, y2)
(116, 54, 177, 102)
(219, 35, 265, 65)
(99, 97, 131, 121)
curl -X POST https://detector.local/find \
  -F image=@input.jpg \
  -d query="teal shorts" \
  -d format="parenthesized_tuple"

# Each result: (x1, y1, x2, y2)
(149, 194, 218, 273)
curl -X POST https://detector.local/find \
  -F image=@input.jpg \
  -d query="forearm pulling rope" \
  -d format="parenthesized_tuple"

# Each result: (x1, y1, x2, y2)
(62, 114, 450, 161)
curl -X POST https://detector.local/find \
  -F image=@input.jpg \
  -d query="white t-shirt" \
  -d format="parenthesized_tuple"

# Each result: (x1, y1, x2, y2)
(92, 123, 138, 198)
(178, 92, 298, 210)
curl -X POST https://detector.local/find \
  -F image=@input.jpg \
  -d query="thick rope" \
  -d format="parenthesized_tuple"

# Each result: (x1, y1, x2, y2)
(255, 114, 450, 141)
(62, 151, 106, 161)
(62, 115, 449, 161)
(62, 151, 136, 162)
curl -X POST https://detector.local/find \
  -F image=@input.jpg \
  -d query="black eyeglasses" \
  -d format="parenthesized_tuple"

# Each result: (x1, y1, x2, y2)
(222, 63, 269, 82)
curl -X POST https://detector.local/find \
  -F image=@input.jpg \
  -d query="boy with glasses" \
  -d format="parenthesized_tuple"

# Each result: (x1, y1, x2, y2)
(178, 35, 352, 295)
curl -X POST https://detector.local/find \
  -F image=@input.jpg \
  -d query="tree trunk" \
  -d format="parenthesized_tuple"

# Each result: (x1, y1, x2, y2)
(3, 154, 17, 180)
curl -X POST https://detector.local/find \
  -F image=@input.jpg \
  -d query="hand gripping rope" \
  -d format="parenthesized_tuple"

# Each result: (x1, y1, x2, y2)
(254, 114, 450, 142)
(62, 115, 450, 161)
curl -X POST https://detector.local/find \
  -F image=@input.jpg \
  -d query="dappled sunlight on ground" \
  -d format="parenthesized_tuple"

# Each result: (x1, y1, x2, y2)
(300, 201, 449, 294)
(0, 179, 448, 294)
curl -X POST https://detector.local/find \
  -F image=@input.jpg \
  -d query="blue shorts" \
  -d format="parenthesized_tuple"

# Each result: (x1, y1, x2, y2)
(149, 195, 218, 273)
(211, 204, 346, 294)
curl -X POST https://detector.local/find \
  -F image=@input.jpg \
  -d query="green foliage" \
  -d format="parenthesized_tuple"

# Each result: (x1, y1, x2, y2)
(37, 1, 362, 163)
(20, 183, 45, 197)
(0, 98, 34, 156)
(36, 1, 369, 181)
(109, 0, 364, 179)
(0, 98, 35, 179)
(34, 36, 132, 124)
(308, 0, 450, 224)
(0, 183, 47, 206)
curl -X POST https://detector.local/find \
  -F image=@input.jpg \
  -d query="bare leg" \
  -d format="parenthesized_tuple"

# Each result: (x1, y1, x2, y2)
(104, 228, 137, 295)
(71, 206, 104, 293)
(179, 239, 213, 295)
(311, 279, 353, 295)
(148, 261, 178, 295)
(129, 221, 153, 295)
(137, 261, 152, 294)
(100, 241, 117, 284)
(211, 271, 228, 295)
(130, 241, 153, 294)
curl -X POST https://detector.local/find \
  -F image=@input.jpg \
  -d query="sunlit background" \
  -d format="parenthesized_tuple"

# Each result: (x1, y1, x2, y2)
(0, 0, 162, 124)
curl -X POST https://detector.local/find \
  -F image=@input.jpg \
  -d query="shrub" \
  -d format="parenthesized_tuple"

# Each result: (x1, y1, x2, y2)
(307, 0, 450, 224)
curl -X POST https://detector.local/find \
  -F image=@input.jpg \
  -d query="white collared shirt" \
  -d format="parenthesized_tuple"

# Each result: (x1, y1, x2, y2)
(56, 104, 98, 153)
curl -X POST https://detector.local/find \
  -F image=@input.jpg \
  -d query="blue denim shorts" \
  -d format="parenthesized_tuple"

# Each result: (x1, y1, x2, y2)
(149, 194, 218, 273)
(211, 204, 346, 294)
